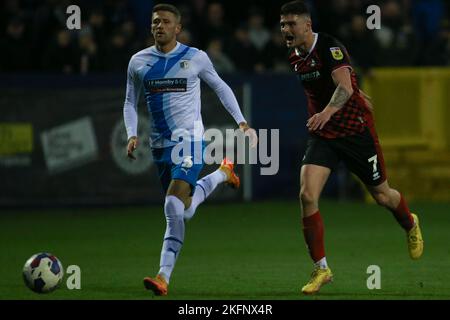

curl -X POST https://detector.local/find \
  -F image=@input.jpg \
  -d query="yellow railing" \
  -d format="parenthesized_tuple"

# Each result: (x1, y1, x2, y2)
(363, 68, 450, 150)
(360, 68, 450, 202)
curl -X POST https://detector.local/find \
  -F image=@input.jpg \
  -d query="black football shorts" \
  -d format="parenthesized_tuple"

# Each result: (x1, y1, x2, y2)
(302, 126, 387, 186)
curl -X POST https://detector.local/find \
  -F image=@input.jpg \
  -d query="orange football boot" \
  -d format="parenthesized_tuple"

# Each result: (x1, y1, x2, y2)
(143, 274, 168, 296)
(219, 158, 240, 189)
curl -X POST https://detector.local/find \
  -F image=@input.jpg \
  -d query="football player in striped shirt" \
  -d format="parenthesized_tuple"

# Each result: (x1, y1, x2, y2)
(123, 3, 257, 296)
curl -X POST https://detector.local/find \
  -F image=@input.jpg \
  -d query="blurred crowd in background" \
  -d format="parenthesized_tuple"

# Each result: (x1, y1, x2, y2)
(1, 0, 449, 75)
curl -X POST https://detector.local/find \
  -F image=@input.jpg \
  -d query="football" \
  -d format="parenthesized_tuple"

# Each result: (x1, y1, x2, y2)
(22, 253, 64, 293)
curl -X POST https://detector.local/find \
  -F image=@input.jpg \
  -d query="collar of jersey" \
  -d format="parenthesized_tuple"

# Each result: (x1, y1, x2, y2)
(150, 42, 182, 57)
(295, 33, 318, 60)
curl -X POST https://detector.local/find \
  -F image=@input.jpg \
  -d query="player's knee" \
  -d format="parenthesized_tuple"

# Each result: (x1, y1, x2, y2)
(299, 188, 318, 207)
(372, 192, 390, 207)
(164, 195, 185, 220)
(167, 181, 191, 208)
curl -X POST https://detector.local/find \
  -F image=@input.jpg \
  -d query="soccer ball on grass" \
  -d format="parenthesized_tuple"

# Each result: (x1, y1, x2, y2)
(23, 252, 64, 293)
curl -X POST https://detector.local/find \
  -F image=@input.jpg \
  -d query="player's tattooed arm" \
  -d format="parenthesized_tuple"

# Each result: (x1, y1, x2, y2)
(307, 67, 354, 131)
(329, 84, 352, 109)
(328, 67, 354, 110)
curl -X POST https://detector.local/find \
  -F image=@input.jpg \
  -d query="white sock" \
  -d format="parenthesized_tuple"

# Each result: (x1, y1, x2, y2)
(184, 169, 227, 221)
(315, 257, 328, 269)
(158, 195, 185, 283)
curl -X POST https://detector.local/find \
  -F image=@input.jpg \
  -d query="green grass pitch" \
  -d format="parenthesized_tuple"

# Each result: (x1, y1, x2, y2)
(1, 200, 449, 300)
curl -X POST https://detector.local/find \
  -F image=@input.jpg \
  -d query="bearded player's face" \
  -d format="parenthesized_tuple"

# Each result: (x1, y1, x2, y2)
(280, 14, 311, 48)
(151, 11, 181, 46)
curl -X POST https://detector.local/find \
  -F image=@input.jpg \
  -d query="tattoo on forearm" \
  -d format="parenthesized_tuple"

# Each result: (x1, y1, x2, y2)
(329, 84, 351, 108)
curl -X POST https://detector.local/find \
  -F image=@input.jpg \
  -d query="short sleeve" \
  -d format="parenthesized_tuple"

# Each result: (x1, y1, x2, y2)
(322, 35, 353, 73)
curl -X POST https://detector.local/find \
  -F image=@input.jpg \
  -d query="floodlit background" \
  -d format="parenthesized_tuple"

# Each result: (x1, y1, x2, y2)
(1, 0, 449, 205)
(0, 0, 449, 299)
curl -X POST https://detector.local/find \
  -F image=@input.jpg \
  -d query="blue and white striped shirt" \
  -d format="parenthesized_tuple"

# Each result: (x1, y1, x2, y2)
(123, 42, 246, 148)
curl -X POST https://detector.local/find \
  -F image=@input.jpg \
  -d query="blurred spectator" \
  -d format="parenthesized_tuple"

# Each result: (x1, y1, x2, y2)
(200, 2, 232, 50)
(0, 0, 23, 37)
(0, 17, 30, 72)
(88, 9, 108, 55)
(261, 26, 290, 73)
(343, 15, 380, 71)
(227, 24, 264, 73)
(187, 0, 207, 44)
(103, 30, 133, 72)
(316, 0, 352, 39)
(0, 0, 448, 74)
(128, 0, 153, 40)
(373, 0, 418, 66)
(422, 25, 450, 66)
(31, 0, 73, 66)
(177, 5, 200, 46)
(121, 19, 141, 53)
(103, 0, 130, 30)
(206, 38, 235, 74)
(42, 29, 80, 74)
(247, 8, 270, 51)
(189, 0, 207, 22)
(78, 30, 101, 74)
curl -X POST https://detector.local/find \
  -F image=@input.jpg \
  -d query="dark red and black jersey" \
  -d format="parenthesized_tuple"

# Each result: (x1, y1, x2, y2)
(288, 32, 372, 139)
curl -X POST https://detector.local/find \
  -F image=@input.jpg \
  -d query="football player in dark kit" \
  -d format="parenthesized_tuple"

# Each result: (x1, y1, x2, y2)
(280, 0, 423, 294)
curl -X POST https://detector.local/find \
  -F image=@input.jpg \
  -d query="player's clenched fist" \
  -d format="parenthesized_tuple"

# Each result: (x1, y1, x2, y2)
(127, 136, 138, 160)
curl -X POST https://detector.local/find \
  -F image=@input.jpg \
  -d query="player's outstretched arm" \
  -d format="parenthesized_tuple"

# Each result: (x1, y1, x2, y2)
(307, 67, 354, 131)
(198, 51, 258, 147)
(123, 57, 142, 160)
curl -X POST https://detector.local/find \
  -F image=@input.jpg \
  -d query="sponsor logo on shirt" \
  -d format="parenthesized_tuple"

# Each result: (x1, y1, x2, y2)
(147, 78, 188, 93)
(300, 71, 321, 81)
